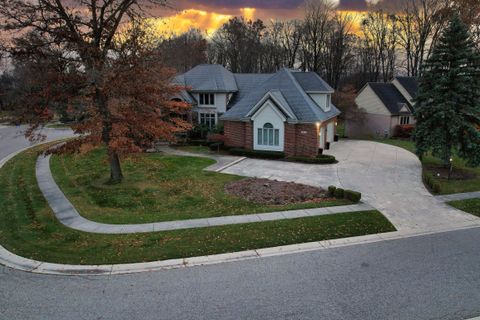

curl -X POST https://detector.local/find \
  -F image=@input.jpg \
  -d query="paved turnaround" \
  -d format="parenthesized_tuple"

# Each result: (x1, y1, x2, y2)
(223, 140, 479, 232)
(2, 126, 480, 320)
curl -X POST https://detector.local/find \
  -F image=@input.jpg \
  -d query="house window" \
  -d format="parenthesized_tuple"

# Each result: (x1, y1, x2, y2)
(199, 113, 216, 128)
(400, 116, 410, 125)
(199, 93, 215, 106)
(258, 123, 279, 146)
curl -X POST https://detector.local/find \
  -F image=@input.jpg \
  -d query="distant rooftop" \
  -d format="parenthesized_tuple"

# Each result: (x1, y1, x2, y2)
(395, 76, 419, 98)
(368, 83, 413, 115)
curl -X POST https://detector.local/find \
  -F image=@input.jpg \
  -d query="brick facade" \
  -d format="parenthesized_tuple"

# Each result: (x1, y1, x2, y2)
(284, 123, 320, 158)
(224, 117, 337, 158)
(224, 121, 254, 150)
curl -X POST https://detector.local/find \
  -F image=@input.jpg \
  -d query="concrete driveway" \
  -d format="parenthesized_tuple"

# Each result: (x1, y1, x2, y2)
(222, 140, 478, 232)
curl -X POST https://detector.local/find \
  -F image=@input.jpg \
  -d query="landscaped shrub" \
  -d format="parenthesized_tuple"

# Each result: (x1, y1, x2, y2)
(328, 185, 337, 197)
(423, 171, 442, 194)
(334, 188, 344, 199)
(209, 142, 224, 151)
(432, 182, 442, 194)
(287, 154, 337, 164)
(393, 124, 415, 138)
(188, 139, 208, 146)
(229, 148, 285, 159)
(207, 133, 225, 143)
(344, 189, 362, 203)
(189, 124, 210, 140)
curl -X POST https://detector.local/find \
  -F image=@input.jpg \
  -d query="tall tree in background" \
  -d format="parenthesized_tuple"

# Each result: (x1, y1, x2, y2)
(452, 0, 480, 48)
(324, 12, 355, 89)
(0, 0, 191, 183)
(360, 10, 400, 82)
(397, 0, 447, 76)
(300, 0, 334, 73)
(159, 29, 208, 73)
(210, 17, 265, 73)
(414, 15, 480, 169)
(278, 20, 303, 68)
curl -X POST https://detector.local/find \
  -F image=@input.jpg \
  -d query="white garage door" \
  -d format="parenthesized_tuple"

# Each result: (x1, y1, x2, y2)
(327, 122, 335, 143)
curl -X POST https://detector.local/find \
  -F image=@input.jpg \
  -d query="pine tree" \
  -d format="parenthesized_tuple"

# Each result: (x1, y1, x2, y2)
(414, 14, 480, 169)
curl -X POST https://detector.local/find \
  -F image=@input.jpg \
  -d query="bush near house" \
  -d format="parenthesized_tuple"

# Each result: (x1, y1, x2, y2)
(328, 185, 362, 203)
(344, 190, 362, 203)
(393, 125, 415, 138)
(334, 188, 345, 199)
(229, 148, 286, 159)
(328, 185, 337, 197)
(287, 154, 337, 164)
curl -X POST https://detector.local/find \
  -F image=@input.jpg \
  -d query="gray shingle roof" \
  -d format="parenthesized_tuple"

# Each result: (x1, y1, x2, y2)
(368, 83, 413, 115)
(292, 72, 334, 92)
(222, 69, 340, 123)
(175, 64, 238, 93)
(229, 73, 274, 107)
(395, 76, 419, 98)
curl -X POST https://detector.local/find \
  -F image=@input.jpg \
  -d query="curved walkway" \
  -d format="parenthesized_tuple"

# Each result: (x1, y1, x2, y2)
(222, 140, 480, 232)
(36, 153, 374, 234)
(1, 133, 479, 276)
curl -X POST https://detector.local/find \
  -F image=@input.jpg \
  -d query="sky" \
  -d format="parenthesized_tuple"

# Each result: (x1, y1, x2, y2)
(153, 0, 398, 36)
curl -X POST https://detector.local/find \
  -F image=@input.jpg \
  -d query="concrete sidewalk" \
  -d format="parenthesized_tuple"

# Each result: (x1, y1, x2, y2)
(436, 191, 480, 202)
(36, 153, 374, 234)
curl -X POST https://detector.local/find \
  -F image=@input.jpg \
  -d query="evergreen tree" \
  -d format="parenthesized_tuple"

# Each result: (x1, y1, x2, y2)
(414, 14, 480, 168)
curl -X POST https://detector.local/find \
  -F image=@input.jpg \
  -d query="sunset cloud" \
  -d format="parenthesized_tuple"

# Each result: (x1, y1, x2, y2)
(151, 0, 401, 37)
(150, 9, 232, 36)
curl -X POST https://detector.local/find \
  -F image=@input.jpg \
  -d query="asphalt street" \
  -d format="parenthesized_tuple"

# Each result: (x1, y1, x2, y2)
(1, 125, 480, 320)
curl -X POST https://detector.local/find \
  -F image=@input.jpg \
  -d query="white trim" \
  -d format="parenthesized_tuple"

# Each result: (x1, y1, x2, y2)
(253, 101, 285, 152)
(251, 100, 287, 122)
(247, 92, 295, 120)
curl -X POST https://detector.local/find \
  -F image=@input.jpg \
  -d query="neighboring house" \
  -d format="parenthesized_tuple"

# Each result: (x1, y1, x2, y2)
(175, 64, 341, 158)
(346, 76, 418, 138)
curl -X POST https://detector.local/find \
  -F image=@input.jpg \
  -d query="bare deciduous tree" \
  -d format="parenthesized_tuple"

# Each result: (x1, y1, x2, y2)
(0, 0, 191, 183)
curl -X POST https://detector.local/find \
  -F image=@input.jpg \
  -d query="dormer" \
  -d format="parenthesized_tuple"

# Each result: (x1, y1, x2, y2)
(308, 93, 331, 112)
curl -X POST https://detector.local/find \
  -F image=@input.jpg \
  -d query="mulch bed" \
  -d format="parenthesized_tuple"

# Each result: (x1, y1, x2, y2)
(225, 178, 331, 205)
(426, 165, 477, 180)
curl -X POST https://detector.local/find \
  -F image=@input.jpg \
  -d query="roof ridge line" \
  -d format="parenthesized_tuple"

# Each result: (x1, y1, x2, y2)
(283, 69, 320, 120)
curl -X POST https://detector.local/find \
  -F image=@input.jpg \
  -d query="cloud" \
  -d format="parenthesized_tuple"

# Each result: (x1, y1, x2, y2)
(149, 9, 232, 36)
(177, 0, 305, 10)
(337, 0, 368, 11)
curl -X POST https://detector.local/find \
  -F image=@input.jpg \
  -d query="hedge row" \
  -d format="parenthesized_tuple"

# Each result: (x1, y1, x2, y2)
(287, 154, 337, 164)
(229, 148, 286, 159)
(328, 185, 362, 203)
(423, 172, 442, 194)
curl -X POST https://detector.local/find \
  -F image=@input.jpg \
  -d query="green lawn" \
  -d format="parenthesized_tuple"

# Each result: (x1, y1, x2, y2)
(372, 138, 480, 194)
(0, 145, 395, 265)
(50, 148, 352, 224)
(448, 198, 480, 217)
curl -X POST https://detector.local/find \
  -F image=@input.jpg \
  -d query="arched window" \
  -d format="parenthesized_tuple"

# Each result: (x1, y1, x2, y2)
(258, 123, 280, 146)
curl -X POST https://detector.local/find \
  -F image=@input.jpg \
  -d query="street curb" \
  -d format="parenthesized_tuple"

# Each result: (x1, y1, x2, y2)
(214, 156, 247, 172)
(1, 224, 480, 276)
(1, 140, 480, 276)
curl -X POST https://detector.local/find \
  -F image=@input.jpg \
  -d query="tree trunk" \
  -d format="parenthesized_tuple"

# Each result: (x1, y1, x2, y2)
(109, 151, 123, 183)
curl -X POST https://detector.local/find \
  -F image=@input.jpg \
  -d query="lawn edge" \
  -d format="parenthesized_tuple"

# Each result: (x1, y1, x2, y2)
(3, 224, 480, 276)
(2, 141, 480, 275)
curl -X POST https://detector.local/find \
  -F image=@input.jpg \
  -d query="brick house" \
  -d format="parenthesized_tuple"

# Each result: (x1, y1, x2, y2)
(175, 65, 340, 158)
